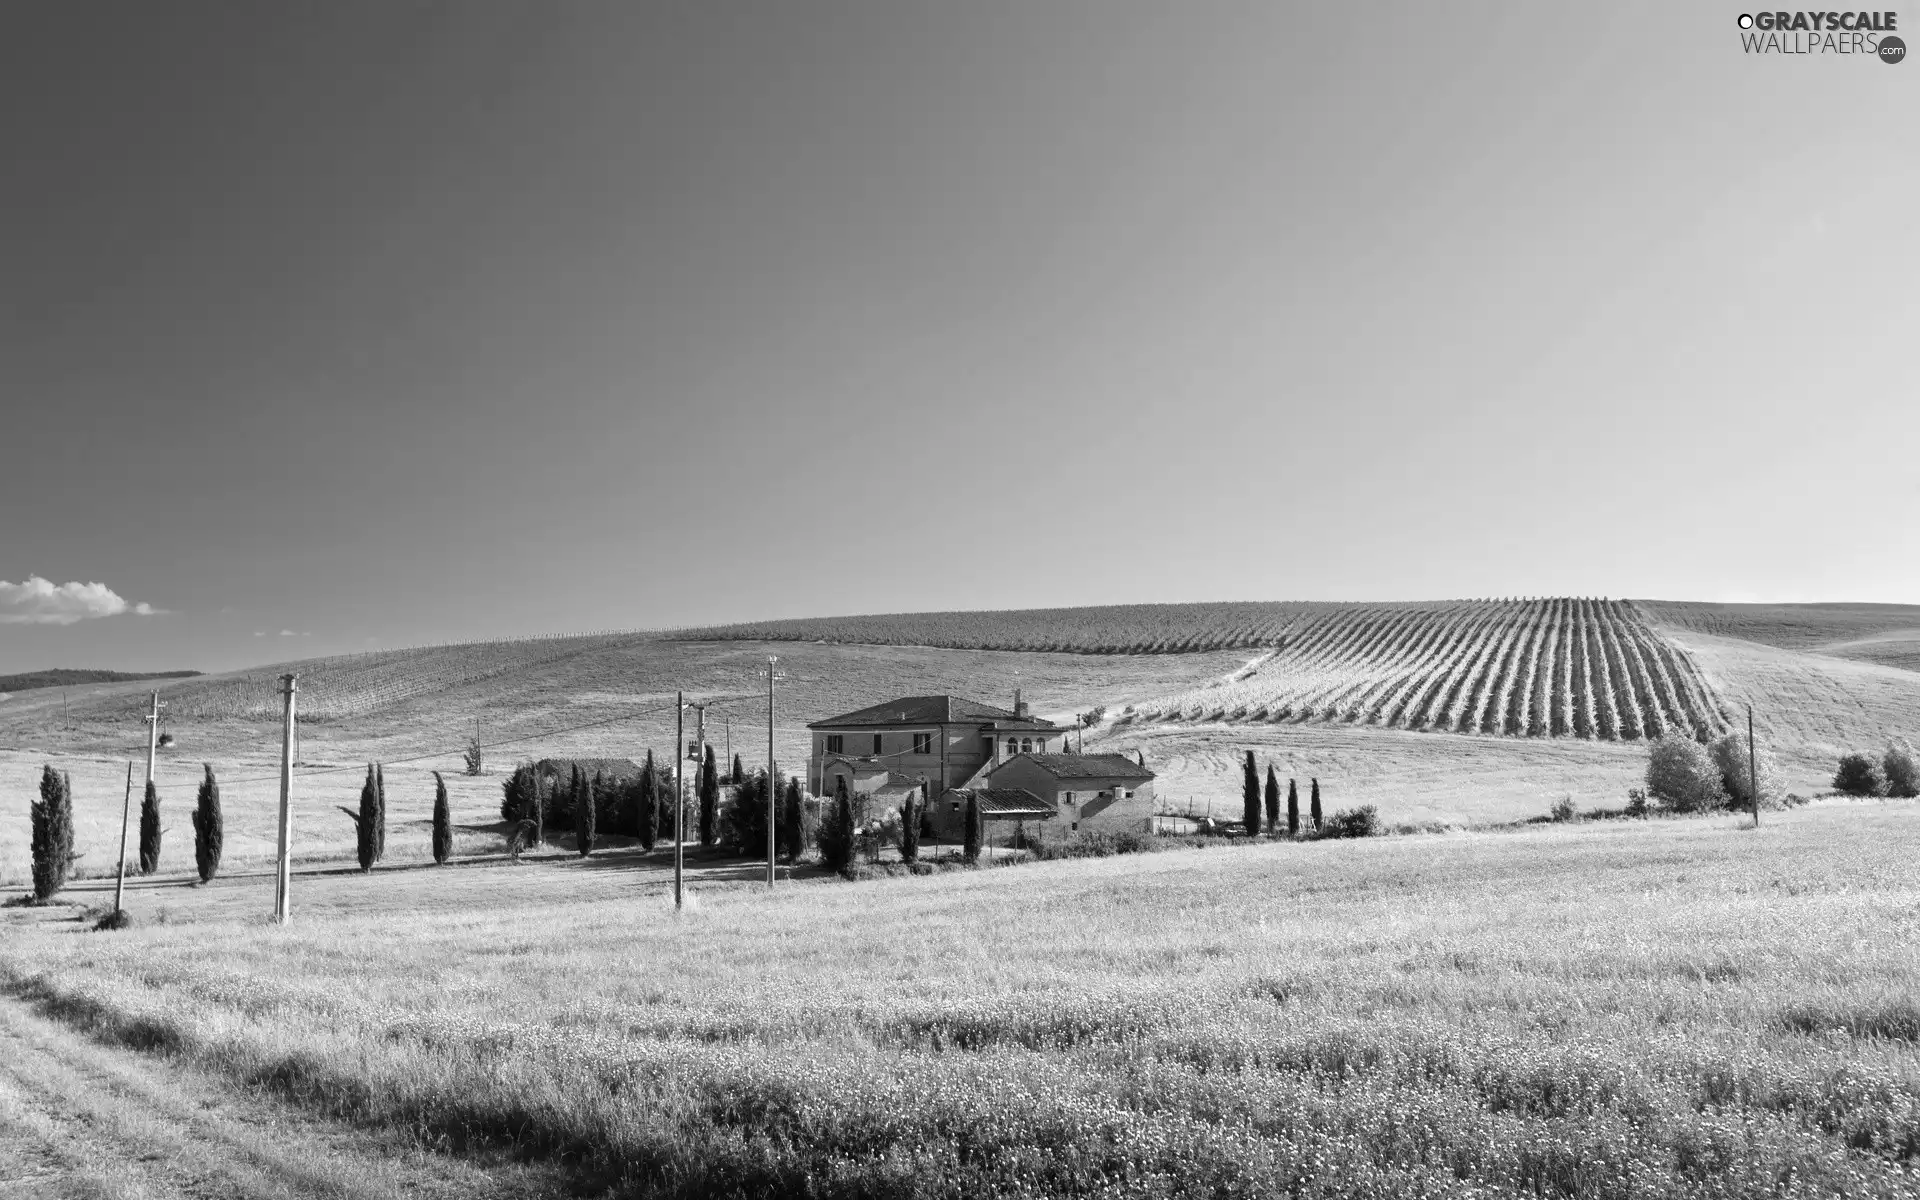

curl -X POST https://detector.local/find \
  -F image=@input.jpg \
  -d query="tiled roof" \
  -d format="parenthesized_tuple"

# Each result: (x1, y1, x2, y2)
(995, 753, 1154, 782)
(809, 694, 1061, 731)
(967, 788, 1057, 818)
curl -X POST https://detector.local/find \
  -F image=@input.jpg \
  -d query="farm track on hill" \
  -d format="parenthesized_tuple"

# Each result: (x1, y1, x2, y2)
(1128, 599, 1729, 741)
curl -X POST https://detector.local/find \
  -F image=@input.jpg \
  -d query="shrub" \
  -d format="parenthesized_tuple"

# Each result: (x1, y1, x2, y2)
(1708, 732, 1783, 809)
(1549, 795, 1577, 823)
(138, 778, 162, 875)
(1834, 753, 1885, 797)
(1882, 741, 1919, 799)
(192, 764, 222, 883)
(731, 753, 745, 787)
(722, 771, 771, 857)
(1625, 787, 1649, 818)
(431, 771, 452, 864)
(464, 733, 483, 776)
(1646, 737, 1727, 812)
(1030, 828, 1152, 860)
(1315, 805, 1379, 840)
(31, 765, 74, 900)
(962, 792, 983, 865)
(818, 779, 855, 873)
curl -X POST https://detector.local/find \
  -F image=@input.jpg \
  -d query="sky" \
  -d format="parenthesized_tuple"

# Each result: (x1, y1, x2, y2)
(2, 2, 1915, 673)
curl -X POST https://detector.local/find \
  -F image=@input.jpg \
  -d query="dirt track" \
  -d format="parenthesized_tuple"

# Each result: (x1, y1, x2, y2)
(0, 990, 562, 1199)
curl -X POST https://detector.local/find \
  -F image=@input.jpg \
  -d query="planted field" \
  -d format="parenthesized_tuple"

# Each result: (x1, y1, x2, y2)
(1127, 598, 1728, 741)
(4, 804, 1918, 1198)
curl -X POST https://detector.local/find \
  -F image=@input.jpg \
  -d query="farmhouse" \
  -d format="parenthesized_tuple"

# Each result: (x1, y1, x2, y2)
(807, 692, 1065, 800)
(988, 752, 1157, 834)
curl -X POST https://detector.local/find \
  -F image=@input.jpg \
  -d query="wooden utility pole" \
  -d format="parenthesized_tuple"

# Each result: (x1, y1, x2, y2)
(142, 691, 162, 788)
(274, 674, 297, 924)
(112, 762, 133, 916)
(674, 692, 685, 910)
(767, 656, 779, 888)
(1748, 703, 1760, 828)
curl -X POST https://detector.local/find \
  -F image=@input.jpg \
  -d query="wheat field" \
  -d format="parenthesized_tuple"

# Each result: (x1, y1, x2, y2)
(4, 803, 1917, 1198)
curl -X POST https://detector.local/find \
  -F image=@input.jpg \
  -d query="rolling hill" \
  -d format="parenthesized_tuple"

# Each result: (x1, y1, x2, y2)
(0, 668, 200, 693)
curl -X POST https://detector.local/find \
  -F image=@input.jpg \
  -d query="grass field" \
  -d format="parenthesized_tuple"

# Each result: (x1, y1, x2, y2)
(4, 803, 1917, 1197)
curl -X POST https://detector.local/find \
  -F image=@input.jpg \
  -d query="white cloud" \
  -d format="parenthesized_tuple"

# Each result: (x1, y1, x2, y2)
(0, 576, 161, 625)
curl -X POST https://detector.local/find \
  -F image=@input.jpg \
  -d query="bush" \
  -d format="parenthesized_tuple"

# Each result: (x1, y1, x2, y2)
(1709, 732, 1783, 810)
(899, 795, 920, 863)
(1029, 828, 1152, 860)
(192, 764, 222, 883)
(1882, 741, 1919, 799)
(1548, 795, 1577, 823)
(1646, 737, 1727, 812)
(1834, 753, 1885, 797)
(1625, 787, 1649, 818)
(31, 765, 74, 900)
(721, 771, 771, 857)
(1314, 805, 1379, 840)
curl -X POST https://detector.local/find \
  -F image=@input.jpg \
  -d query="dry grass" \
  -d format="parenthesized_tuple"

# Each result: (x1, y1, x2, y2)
(3, 803, 1917, 1197)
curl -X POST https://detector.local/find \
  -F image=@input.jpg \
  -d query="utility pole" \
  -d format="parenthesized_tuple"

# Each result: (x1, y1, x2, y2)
(112, 761, 133, 917)
(1748, 703, 1760, 829)
(674, 692, 685, 911)
(725, 717, 732, 775)
(274, 674, 297, 925)
(767, 656, 780, 888)
(142, 691, 164, 788)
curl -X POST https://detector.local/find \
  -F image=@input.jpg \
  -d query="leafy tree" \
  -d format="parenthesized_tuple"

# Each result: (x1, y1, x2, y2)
(699, 746, 719, 848)
(818, 777, 855, 872)
(1834, 753, 1885, 797)
(1241, 751, 1261, 837)
(1287, 778, 1300, 836)
(638, 751, 658, 850)
(139, 778, 162, 875)
(780, 777, 804, 860)
(1708, 732, 1781, 810)
(1316, 805, 1380, 840)
(900, 792, 921, 863)
(1647, 737, 1728, 811)
(575, 765, 596, 856)
(31, 764, 74, 900)
(431, 771, 452, 864)
(732, 752, 745, 786)
(963, 791, 983, 864)
(1264, 765, 1280, 831)
(374, 762, 388, 863)
(354, 763, 379, 871)
(192, 764, 222, 883)
(1881, 740, 1919, 799)
(722, 770, 771, 857)
(1309, 778, 1322, 832)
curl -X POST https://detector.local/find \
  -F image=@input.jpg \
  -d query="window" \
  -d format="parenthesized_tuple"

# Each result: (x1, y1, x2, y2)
(1061, 790, 1073, 804)
(873, 734, 883, 755)
(1021, 738, 1032, 754)
(913, 732, 932, 756)
(1006, 739, 1019, 756)
(825, 735, 843, 754)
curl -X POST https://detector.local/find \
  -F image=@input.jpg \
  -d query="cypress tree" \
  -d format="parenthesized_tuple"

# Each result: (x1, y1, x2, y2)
(31, 764, 74, 900)
(356, 763, 379, 871)
(819, 777, 855, 872)
(963, 791, 983, 864)
(1242, 751, 1261, 837)
(373, 762, 388, 863)
(1264, 765, 1280, 832)
(900, 792, 921, 863)
(698, 746, 719, 848)
(732, 752, 745, 786)
(780, 776, 803, 860)
(431, 771, 452, 865)
(576, 766, 596, 856)
(638, 751, 658, 851)
(192, 763, 223, 883)
(138, 777, 162, 875)
(1310, 777, 1323, 832)
(1287, 777, 1300, 836)
(532, 767, 546, 849)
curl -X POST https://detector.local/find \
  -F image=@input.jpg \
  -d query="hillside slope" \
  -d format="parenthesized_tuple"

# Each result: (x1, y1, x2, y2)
(1639, 600, 1920, 673)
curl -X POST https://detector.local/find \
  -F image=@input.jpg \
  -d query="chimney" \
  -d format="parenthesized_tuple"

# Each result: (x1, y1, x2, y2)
(1014, 688, 1029, 718)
